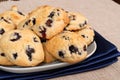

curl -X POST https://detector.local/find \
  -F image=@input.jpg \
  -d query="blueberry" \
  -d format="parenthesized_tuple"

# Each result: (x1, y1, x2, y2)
(32, 18, 36, 25)
(10, 32, 21, 42)
(17, 11, 25, 16)
(23, 19, 31, 27)
(39, 26, 46, 38)
(62, 36, 70, 40)
(40, 37, 46, 42)
(69, 15, 76, 20)
(45, 19, 53, 27)
(0, 53, 5, 57)
(69, 45, 78, 53)
(0, 28, 5, 35)
(69, 45, 81, 55)
(13, 53, 18, 59)
(48, 12, 55, 18)
(81, 35, 85, 38)
(58, 51, 64, 58)
(83, 45, 87, 51)
(84, 20, 87, 25)
(26, 45, 35, 61)
(33, 37, 39, 42)
(0, 17, 10, 24)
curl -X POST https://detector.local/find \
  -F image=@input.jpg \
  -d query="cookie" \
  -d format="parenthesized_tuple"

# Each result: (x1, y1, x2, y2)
(0, 17, 15, 38)
(18, 5, 70, 39)
(77, 25, 95, 45)
(44, 31, 87, 63)
(64, 12, 88, 31)
(0, 5, 26, 26)
(0, 48, 13, 66)
(43, 43, 56, 63)
(0, 29, 44, 66)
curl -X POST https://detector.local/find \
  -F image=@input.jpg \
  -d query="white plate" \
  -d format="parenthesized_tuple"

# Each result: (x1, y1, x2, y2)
(0, 41, 97, 73)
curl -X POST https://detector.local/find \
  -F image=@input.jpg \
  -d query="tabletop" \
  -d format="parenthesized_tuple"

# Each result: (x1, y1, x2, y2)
(0, 0, 120, 80)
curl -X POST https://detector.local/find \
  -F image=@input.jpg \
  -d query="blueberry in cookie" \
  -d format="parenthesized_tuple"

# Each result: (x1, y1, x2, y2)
(64, 12, 88, 31)
(18, 5, 70, 40)
(44, 31, 87, 63)
(0, 29, 44, 66)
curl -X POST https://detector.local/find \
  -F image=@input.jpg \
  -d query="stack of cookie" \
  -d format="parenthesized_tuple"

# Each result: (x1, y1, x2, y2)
(0, 5, 94, 67)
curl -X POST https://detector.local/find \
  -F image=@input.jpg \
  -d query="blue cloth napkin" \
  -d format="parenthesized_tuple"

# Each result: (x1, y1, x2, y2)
(0, 31, 120, 80)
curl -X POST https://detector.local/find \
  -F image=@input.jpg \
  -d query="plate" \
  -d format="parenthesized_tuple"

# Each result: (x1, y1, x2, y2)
(0, 41, 97, 73)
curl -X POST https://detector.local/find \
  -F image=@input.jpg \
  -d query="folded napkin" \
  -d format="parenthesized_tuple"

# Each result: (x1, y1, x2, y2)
(0, 31, 120, 80)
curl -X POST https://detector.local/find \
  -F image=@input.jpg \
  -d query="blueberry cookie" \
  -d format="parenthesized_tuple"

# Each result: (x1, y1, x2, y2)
(44, 31, 87, 63)
(0, 5, 26, 26)
(0, 48, 13, 66)
(18, 5, 70, 39)
(77, 25, 95, 45)
(0, 17, 15, 38)
(43, 43, 56, 63)
(0, 29, 44, 66)
(64, 12, 88, 31)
